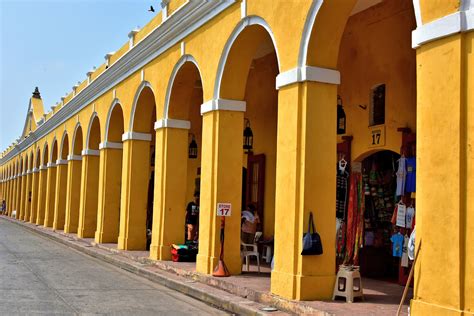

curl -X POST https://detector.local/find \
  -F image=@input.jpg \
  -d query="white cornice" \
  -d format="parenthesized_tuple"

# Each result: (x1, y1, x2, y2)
(154, 119, 191, 130)
(200, 99, 246, 115)
(0, 1, 236, 166)
(412, 9, 474, 48)
(276, 66, 340, 89)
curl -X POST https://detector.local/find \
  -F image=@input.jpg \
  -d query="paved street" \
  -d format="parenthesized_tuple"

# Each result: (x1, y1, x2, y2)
(0, 219, 227, 315)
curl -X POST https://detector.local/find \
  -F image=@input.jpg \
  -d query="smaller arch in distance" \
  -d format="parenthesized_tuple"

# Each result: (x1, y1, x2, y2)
(42, 142, 49, 166)
(71, 122, 83, 155)
(59, 131, 69, 159)
(49, 137, 58, 163)
(104, 98, 122, 142)
(35, 147, 41, 168)
(163, 55, 203, 119)
(85, 112, 99, 150)
(129, 81, 155, 132)
(29, 151, 34, 170)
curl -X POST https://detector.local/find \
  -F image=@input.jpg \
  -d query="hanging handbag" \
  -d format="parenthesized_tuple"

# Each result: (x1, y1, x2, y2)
(301, 211, 323, 255)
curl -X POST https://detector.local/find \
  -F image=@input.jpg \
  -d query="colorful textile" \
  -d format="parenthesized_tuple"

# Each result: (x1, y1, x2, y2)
(344, 173, 365, 264)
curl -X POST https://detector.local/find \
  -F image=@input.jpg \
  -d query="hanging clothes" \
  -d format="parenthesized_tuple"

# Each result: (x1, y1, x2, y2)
(406, 206, 415, 229)
(396, 157, 407, 196)
(336, 165, 349, 219)
(405, 157, 416, 193)
(401, 235, 410, 267)
(344, 173, 364, 265)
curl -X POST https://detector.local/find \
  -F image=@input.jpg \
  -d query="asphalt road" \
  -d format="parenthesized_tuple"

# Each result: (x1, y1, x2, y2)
(0, 218, 228, 315)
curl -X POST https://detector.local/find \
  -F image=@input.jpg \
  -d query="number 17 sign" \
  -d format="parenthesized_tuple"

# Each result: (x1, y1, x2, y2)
(217, 203, 232, 216)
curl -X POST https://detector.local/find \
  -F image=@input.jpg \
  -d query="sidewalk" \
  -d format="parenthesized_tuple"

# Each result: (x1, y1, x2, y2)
(2, 216, 411, 315)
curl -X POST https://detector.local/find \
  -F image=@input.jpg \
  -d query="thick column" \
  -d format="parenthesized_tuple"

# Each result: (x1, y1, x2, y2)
(53, 159, 68, 230)
(95, 143, 123, 243)
(13, 176, 18, 217)
(29, 168, 40, 223)
(6, 179, 12, 215)
(36, 166, 48, 225)
(150, 121, 189, 260)
(64, 155, 82, 233)
(44, 163, 57, 227)
(411, 32, 473, 315)
(20, 172, 28, 220)
(9, 177, 15, 216)
(77, 150, 100, 238)
(23, 170, 32, 221)
(15, 174, 22, 219)
(196, 101, 245, 275)
(271, 81, 337, 300)
(118, 133, 151, 250)
(14, 175, 20, 217)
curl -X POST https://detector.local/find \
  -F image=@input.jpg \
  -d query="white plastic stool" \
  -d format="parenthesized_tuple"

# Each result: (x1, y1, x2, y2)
(261, 244, 272, 263)
(332, 265, 364, 303)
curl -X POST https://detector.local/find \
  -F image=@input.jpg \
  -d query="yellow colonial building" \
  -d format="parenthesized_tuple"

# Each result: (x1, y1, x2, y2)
(1, 0, 472, 314)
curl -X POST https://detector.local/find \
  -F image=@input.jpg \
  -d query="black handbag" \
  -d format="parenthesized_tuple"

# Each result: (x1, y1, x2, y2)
(301, 212, 323, 255)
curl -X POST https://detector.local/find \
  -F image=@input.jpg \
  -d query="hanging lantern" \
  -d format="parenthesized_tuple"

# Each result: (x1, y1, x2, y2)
(188, 134, 198, 159)
(337, 95, 346, 135)
(243, 118, 253, 153)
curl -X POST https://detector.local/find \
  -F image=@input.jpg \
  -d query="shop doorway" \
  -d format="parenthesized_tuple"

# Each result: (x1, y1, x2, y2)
(244, 153, 265, 232)
(360, 150, 400, 281)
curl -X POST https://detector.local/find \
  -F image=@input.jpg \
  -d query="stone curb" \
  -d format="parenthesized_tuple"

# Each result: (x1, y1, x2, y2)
(1, 217, 276, 316)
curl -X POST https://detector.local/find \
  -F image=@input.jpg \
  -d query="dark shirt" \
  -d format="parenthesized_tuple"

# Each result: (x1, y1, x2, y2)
(186, 202, 199, 225)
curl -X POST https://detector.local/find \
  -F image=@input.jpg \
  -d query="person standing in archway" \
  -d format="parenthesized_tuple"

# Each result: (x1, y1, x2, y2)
(185, 193, 200, 242)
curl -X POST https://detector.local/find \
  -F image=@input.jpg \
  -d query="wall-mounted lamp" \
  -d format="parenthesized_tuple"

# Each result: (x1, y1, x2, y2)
(188, 133, 198, 159)
(337, 95, 346, 135)
(243, 118, 253, 153)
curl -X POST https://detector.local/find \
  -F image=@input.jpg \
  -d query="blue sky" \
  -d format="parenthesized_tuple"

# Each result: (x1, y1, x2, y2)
(1, 0, 157, 151)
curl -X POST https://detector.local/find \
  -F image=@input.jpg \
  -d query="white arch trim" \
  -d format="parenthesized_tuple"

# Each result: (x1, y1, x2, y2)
(213, 15, 281, 100)
(163, 54, 203, 119)
(129, 81, 155, 132)
(298, 0, 323, 69)
(85, 112, 99, 150)
(104, 98, 123, 142)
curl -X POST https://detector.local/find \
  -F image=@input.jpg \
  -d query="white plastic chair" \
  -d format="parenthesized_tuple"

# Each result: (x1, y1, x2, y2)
(241, 232, 262, 273)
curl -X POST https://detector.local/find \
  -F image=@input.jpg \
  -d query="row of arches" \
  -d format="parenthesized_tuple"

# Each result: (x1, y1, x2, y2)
(1, 0, 453, 307)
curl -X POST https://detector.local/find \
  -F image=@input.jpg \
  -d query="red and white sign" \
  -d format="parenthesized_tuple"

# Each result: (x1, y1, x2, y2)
(216, 203, 232, 216)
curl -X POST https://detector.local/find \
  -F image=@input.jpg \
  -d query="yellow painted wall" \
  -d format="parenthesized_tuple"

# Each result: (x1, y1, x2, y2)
(337, 0, 416, 161)
(419, 0, 460, 24)
(168, 0, 187, 17)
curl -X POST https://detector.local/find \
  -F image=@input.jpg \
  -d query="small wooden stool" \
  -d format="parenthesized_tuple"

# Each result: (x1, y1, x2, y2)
(332, 265, 364, 303)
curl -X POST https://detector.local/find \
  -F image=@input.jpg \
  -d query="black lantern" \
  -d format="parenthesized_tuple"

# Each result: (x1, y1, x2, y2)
(188, 134, 198, 159)
(243, 118, 253, 153)
(337, 95, 346, 135)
